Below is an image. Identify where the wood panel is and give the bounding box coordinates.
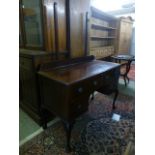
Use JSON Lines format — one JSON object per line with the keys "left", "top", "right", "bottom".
{"left": 56, "top": 0, "right": 67, "bottom": 52}
{"left": 116, "top": 17, "right": 133, "bottom": 54}
{"left": 42, "top": 0, "right": 55, "bottom": 52}
{"left": 20, "top": 64, "right": 38, "bottom": 111}
{"left": 43, "top": 0, "right": 67, "bottom": 52}
{"left": 89, "top": 7, "right": 117, "bottom": 59}
{"left": 70, "top": 0, "right": 90, "bottom": 58}
{"left": 19, "top": 49, "right": 57, "bottom": 125}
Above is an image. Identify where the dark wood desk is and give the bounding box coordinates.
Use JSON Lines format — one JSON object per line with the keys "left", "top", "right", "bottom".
{"left": 111, "top": 54, "right": 135, "bottom": 86}
{"left": 38, "top": 56, "right": 120, "bottom": 152}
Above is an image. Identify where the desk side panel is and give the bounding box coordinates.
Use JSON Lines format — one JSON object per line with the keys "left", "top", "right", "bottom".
{"left": 38, "top": 75, "right": 70, "bottom": 120}
{"left": 97, "top": 66, "right": 120, "bottom": 94}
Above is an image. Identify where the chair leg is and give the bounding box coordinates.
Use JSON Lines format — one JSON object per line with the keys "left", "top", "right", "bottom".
{"left": 127, "top": 76, "right": 130, "bottom": 84}
{"left": 123, "top": 75, "right": 127, "bottom": 86}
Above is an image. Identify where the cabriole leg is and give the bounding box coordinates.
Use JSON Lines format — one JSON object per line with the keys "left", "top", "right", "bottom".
{"left": 112, "top": 89, "right": 118, "bottom": 110}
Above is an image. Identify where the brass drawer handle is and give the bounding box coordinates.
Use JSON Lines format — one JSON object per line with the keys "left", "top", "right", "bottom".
{"left": 78, "top": 87, "right": 83, "bottom": 93}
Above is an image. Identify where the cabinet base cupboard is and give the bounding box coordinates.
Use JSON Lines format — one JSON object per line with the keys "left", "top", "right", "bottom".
{"left": 19, "top": 49, "right": 68, "bottom": 125}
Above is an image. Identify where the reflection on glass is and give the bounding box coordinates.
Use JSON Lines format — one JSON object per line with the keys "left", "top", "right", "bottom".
{"left": 19, "top": 24, "right": 23, "bottom": 46}
{"left": 23, "top": 0, "right": 43, "bottom": 47}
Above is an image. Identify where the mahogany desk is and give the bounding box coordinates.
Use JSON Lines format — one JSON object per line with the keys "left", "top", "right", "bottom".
{"left": 38, "top": 56, "right": 120, "bottom": 152}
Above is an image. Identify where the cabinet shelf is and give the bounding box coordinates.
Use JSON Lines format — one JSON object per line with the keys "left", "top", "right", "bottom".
{"left": 91, "top": 23, "right": 117, "bottom": 30}
{"left": 90, "top": 36, "right": 116, "bottom": 39}
{"left": 89, "top": 7, "right": 117, "bottom": 59}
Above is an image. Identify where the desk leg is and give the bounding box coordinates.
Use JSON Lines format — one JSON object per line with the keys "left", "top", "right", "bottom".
{"left": 41, "top": 108, "right": 47, "bottom": 130}
{"left": 112, "top": 89, "right": 118, "bottom": 110}
{"left": 91, "top": 92, "right": 95, "bottom": 100}
{"left": 62, "top": 121, "right": 74, "bottom": 153}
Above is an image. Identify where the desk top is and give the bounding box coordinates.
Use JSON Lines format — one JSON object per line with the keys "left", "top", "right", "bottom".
{"left": 38, "top": 59, "right": 120, "bottom": 85}
{"left": 111, "top": 54, "right": 135, "bottom": 61}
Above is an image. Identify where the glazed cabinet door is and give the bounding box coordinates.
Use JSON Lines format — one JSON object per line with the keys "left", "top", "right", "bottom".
{"left": 43, "top": 0, "right": 67, "bottom": 53}
{"left": 20, "top": 0, "right": 44, "bottom": 49}
{"left": 19, "top": 22, "right": 24, "bottom": 47}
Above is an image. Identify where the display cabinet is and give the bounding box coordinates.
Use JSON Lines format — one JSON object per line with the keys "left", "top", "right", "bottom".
{"left": 19, "top": 0, "right": 44, "bottom": 49}
{"left": 116, "top": 16, "right": 133, "bottom": 54}
{"left": 19, "top": 49, "right": 54, "bottom": 125}
{"left": 19, "top": 0, "right": 91, "bottom": 57}
{"left": 19, "top": 49, "right": 68, "bottom": 125}
{"left": 89, "top": 7, "right": 117, "bottom": 59}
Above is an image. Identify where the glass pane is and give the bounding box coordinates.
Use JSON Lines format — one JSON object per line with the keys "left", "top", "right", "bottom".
{"left": 22, "top": 0, "right": 43, "bottom": 47}
{"left": 19, "top": 21, "right": 23, "bottom": 46}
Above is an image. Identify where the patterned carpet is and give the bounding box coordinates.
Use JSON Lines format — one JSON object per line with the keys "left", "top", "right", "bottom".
{"left": 20, "top": 92, "right": 135, "bottom": 155}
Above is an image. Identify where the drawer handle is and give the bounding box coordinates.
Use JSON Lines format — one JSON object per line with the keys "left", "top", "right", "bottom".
{"left": 78, "top": 87, "right": 83, "bottom": 93}
{"left": 93, "top": 81, "right": 98, "bottom": 86}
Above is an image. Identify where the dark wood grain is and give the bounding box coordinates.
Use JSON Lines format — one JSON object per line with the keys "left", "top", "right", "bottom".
{"left": 19, "top": 49, "right": 68, "bottom": 125}
{"left": 70, "top": 0, "right": 90, "bottom": 58}
{"left": 38, "top": 55, "right": 120, "bottom": 151}
{"left": 42, "top": 0, "right": 67, "bottom": 53}
{"left": 39, "top": 60, "right": 119, "bottom": 85}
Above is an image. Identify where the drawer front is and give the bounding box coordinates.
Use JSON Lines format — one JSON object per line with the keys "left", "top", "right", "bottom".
{"left": 70, "top": 80, "right": 92, "bottom": 99}
{"left": 20, "top": 57, "right": 32, "bottom": 69}
{"left": 70, "top": 74, "right": 103, "bottom": 99}
{"left": 103, "top": 69, "right": 117, "bottom": 82}
{"left": 91, "top": 74, "right": 103, "bottom": 90}
{"left": 69, "top": 97, "right": 89, "bottom": 119}
{"left": 98, "top": 68, "right": 120, "bottom": 93}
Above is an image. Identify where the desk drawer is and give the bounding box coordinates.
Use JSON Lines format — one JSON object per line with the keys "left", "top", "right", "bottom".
{"left": 97, "top": 68, "right": 120, "bottom": 94}
{"left": 70, "top": 74, "right": 103, "bottom": 99}
{"left": 70, "top": 80, "right": 91, "bottom": 99}
{"left": 91, "top": 74, "right": 103, "bottom": 90}
{"left": 70, "top": 97, "right": 89, "bottom": 118}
